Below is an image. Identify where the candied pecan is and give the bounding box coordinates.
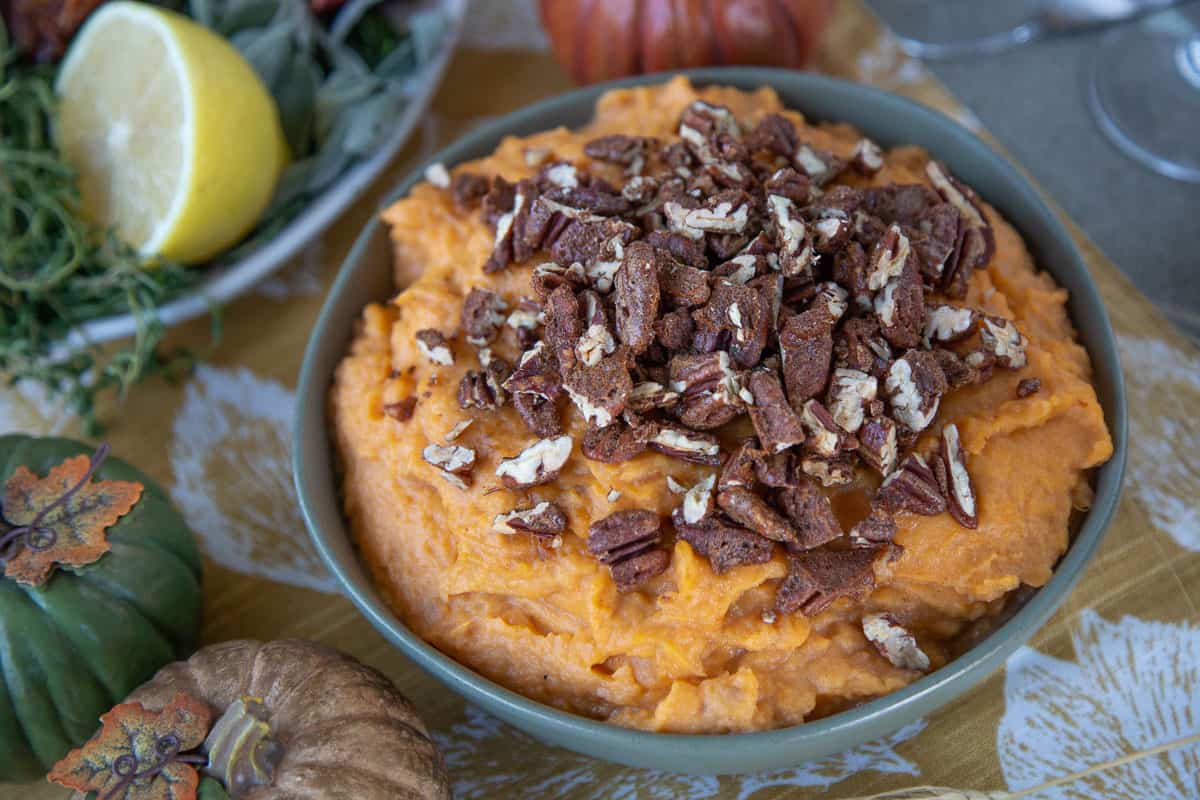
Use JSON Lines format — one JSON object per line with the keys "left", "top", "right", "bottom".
{"left": 563, "top": 350, "right": 633, "bottom": 428}
{"left": 911, "top": 203, "right": 960, "bottom": 282}
{"left": 514, "top": 392, "right": 562, "bottom": 437}
{"left": 861, "top": 183, "right": 941, "bottom": 226}
{"left": 778, "top": 309, "right": 834, "bottom": 406}
{"left": 776, "top": 480, "right": 843, "bottom": 550}
{"left": 621, "top": 175, "right": 659, "bottom": 204}
{"left": 713, "top": 253, "right": 765, "bottom": 285}
{"left": 720, "top": 439, "right": 762, "bottom": 491}
{"left": 415, "top": 329, "right": 453, "bottom": 366}
{"left": 584, "top": 134, "right": 659, "bottom": 174}
{"left": 481, "top": 176, "right": 517, "bottom": 225}
{"left": 461, "top": 288, "right": 509, "bottom": 346}
{"left": 745, "top": 114, "right": 799, "bottom": 157}
{"left": 775, "top": 547, "right": 880, "bottom": 616}
{"left": 610, "top": 548, "right": 671, "bottom": 591}
{"left": 483, "top": 180, "right": 534, "bottom": 272}
{"left": 877, "top": 453, "right": 946, "bottom": 516}
{"left": 826, "top": 368, "right": 878, "bottom": 434}
{"left": 832, "top": 240, "right": 872, "bottom": 308}
{"left": 926, "top": 161, "right": 995, "bottom": 294}
{"left": 451, "top": 172, "right": 490, "bottom": 209}
{"left": 588, "top": 509, "right": 661, "bottom": 563}
{"left": 642, "top": 230, "right": 708, "bottom": 269}
{"left": 793, "top": 143, "right": 842, "bottom": 184}
{"left": 837, "top": 317, "right": 893, "bottom": 379}
{"left": 762, "top": 167, "right": 813, "bottom": 206}
{"left": 675, "top": 512, "right": 775, "bottom": 574}
{"left": 1017, "top": 377, "right": 1041, "bottom": 398}
{"left": 706, "top": 232, "right": 751, "bottom": 261}
{"left": 800, "top": 399, "right": 848, "bottom": 457}
{"left": 811, "top": 214, "right": 851, "bottom": 255}
{"left": 657, "top": 255, "right": 711, "bottom": 308}
{"left": 543, "top": 284, "right": 583, "bottom": 370}
{"left": 665, "top": 190, "right": 753, "bottom": 239}
{"left": 627, "top": 381, "right": 679, "bottom": 413}
{"left": 979, "top": 315, "right": 1028, "bottom": 369}
{"left": 504, "top": 342, "right": 562, "bottom": 400}
{"left": 383, "top": 397, "right": 417, "bottom": 422}
{"left": 931, "top": 347, "right": 989, "bottom": 390}
{"left": 691, "top": 281, "right": 769, "bottom": 368}
{"left": 669, "top": 351, "right": 742, "bottom": 398}
{"left": 671, "top": 473, "right": 715, "bottom": 524}
{"left": 874, "top": 256, "right": 926, "bottom": 349}
{"left": 747, "top": 369, "right": 806, "bottom": 453}
{"left": 935, "top": 423, "right": 978, "bottom": 529}
{"left": 749, "top": 273, "right": 784, "bottom": 342}
{"left": 550, "top": 217, "right": 638, "bottom": 271}
{"left": 648, "top": 425, "right": 722, "bottom": 465}
{"left": 581, "top": 416, "right": 654, "bottom": 463}
{"left": 653, "top": 309, "right": 695, "bottom": 351}
{"left": 614, "top": 242, "right": 662, "bottom": 356}
{"left": 755, "top": 451, "right": 798, "bottom": 488}
{"left": 496, "top": 435, "right": 573, "bottom": 488}
{"left": 924, "top": 304, "right": 977, "bottom": 344}
{"left": 575, "top": 290, "right": 616, "bottom": 367}
{"left": 717, "top": 487, "right": 798, "bottom": 544}
{"left": 530, "top": 261, "right": 587, "bottom": 300}
{"left": 884, "top": 351, "right": 947, "bottom": 433}
{"left": 766, "top": 194, "right": 815, "bottom": 280}
{"left": 862, "top": 613, "right": 931, "bottom": 671}
{"left": 867, "top": 224, "right": 912, "bottom": 292}
{"left": 852, "top": 137, "right": 885, "bottom": 174}
{"left": 849, "top": 512, "right": 897, "bottom": 547}
{"left": 493, "top": 501, "right": 568, "bottom": 542}
{"left": 857, "top": 415, "right": 899, "bottom": 476}
{"left": 800, "top": 453, "right": 857, "bottom": 487}
{"left": 458, "top": 358, "right": 511, "bottom": 411}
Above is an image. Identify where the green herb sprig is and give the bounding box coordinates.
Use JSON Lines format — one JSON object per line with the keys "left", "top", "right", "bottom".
{"left": 0, "top": 17, "right": 200, "bottom": 435}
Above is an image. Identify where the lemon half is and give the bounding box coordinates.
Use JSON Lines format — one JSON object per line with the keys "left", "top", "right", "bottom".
{"left": 56, "top": 2, "right": 287, "bottom": 263}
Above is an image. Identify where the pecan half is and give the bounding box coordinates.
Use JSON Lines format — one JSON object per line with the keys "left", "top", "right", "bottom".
{"left": 674, "top": 512, "right": 775, "bottom": 574}
{"left": 884, "top": 351, "right": 947, "bottom": 433}
{"left": 935, "top": 423, "right": 978, "bottom": 528}
{"left": 717, "top": 487, "right": 798, "bottom": 544}
{"left": 779, "top": 309, "right": 834, "bottom": 406}
{"left": 776, "top": 480, "right": 843, "bottom": 550}
{"left": 610, "top": 549, "right": 671, "bottom": 592}
{"left": 614, "top": 241, "right": 662, "bottom": 356}
{"left": 862, "top": 613, "right": 930, "bottom": 671}
{"left": 746, "top": 369, "right": 806, "bottom": 453}
{"left": 775, "top": 547, "right": 880, "bottom": 616}
{"left": 877, "top": 453, "right": 946, "bottom": 516}
{"left": 588, "top": 510, "right": 669, "bottom": 590}
{"left": 495, "top": 435, "right": 573, "bottom": 489}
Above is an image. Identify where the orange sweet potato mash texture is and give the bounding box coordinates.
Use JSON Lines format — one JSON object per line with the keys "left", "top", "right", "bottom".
{"left": 330, "top": 78, "right": 1113, "bottom": 733}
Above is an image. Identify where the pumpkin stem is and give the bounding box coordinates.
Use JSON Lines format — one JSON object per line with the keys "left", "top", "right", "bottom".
{"left": 202, "top": 697, "right": 283, "bottom": 798}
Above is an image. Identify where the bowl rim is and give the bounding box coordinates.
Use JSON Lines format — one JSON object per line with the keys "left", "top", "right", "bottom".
{"left": 295, "top": 66, "right": 1128, "bottom": 773}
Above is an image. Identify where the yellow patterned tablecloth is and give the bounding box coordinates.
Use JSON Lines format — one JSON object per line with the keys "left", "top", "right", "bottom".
{"left": 5, "top": 1, "right": 1199, "bottom": 797}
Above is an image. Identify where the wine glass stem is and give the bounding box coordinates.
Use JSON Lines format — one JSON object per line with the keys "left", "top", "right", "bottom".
{"left": 1177, "top": 35, "right": 1200, "bottom": 90}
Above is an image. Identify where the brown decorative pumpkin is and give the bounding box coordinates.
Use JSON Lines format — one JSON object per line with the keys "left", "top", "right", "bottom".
{"left": 538, "top": 0, "right": 835, "bottom": 85}
{"left": 69, "top": 640, "right": 450, "bottom": 800}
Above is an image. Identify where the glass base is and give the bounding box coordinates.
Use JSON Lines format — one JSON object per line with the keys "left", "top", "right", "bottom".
{"left": 1088, "top": 8, "right": 1200, "bottom": 183}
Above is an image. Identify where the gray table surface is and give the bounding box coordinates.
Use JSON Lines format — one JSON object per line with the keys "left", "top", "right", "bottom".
{"left": 865, "top": 0, "right": 1200, "bottom": 340}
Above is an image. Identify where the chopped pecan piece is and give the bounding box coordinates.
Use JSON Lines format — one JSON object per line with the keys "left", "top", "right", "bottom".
{"left": 810, "top": 282, "right": 849, "bottom": 324}
{"left": 924, "top": 304, "right": 977, "bottom": 344}
{"left": 422, "top": 444, "right": 476, "bottom": 489}
{"left": 461, "top": 288, "right": 508, "bottom": 346}
{"left": 654, "top": 308, "right": 696, "bottom": 351}
{"left": 852, "top": 137, "right": 885, "bottom": 174}
{"left": 925, "top": 161, "right": 995, "bottom": 295}
{"left": 862, "top": 613, "right": 930, "bottom": 671}
{"left": 874, "top": 246, "right": 926, "bottom": 349}
{"left": 504, "top": 342, "right": 562, "bottom": 400}
{"left": 836, "top": 317, "right": 893, "bottom": 379}
{"left": 857, "top": 415, "right": 899, "bottom": 476}
{"left": 543, "top": 284, "right": 582, "bottom": 370}
{"left": 832, "top": 241, "right": 872, "bottom": 309}
{"left": 665, "top": 191, "right": 753, "bottom": 239}
{"left": 763, "top": 167, "right": 813, "bottom": 205}
{"left": 775, "top": 547, "right": 880, "bottom": 616}
{"left": 550, "top": 218, "right": 638, "bottom": 275}
{"left": 1017, "top": 377, "right": 1041, "bottom": 398}
{"left": 450, "top": 172, "right": 489, "bottom": 209}
{"left": 627, "top": 381, "right": 679, "bottom": 413}
{"left": 766, "top": 194, "right": 815, "bottom": 280}
{"left": 811, "top": 214, "right": 851, "bottom": 255}
{"left": 610, "top": 549, "right": 671, "bottom": 591}
{"left": 931, "top": 347, "right": 990, "bottom": 390}
{"left": 415, "top": 329, "right": 454, "bottom": 366}
{"left": 584, "top": 134, "right": 659, "bottom": 174}
{"left": 678, "top": 474, "right": 717, "bottom": 524}
{"left": 648, "top": 425, "right": 722, "bottom": 465}
{"left": 458, "top": 358, "right": 511, "bottom": 411}
{"left": 776, "top": 480, "right": 843, "bottom": 550}
{"left": 588, "top": 509, "right": 662, "bottom": 567}
{"left": 794, "top": 144, "right": 845, "bottom": 186}
{"left": 719, "top": 439, "right": 762, "bottom": 491}
{"left": 877, "top": 453, "right": 946, "bottom": 516}
{"left": 530, "top": 261, "right": 587, "bottom": 300}
{"left": 755, "top": 451, "right": 798, "bottom": 488}
{"left": 884, "top": 351, "right": 947, "bottom": 433}
{"left": 911, "top": 203, "right": 960, "bottom": 282}
{"left": 493, "top": 501, "right": 568, "bottom": 546}
{"left": 746, "top": 369, "right": 806, "bottom": 453}
{"left": 674, "top": 512, "right": 775, "bottom": 574}
{"left": 849, "top": 512, "right": 897, "bottom": 547}
{"left": 614, "top": 242, "right": 662, "bottom": 355}
{"left": 779, "top": 309, "right": 834, "bottom": 406}
{"left": 514, "top": 393, "right": 562, "bottom": 437}
{"left": 713, "top": 253, "right": 764, "bottom": 286}
{"left": 800, "top": 399, "right": 847, "bottom": 457}
{"left": 826, "top": 368, "right": 878, "bottom": 434}
{"left": 717, "top": 487, "right": 798, "bottom": 544}
{"left": 935, "top": 423, "right": 978, "bottom": 529}
{"left": 692, "top": 281, "right": 769, "bottom": 367}
{"left": 745, "top": 114, "right": 799, "bottom": 157}
{"left": 657, "top": 255, "right": 712, "bottom": 308}
{"left": 581, "top": 416, "right": 654, "bottom": 463}
{"left": 495, "top": 435, "right": 573, "bottom": 489}
{"left": 483, "top": 180, "right": 533, "bottom": 272}
{"left": 800, "top": 453, "right": 857, "bottom": 487}
{"left": 979, "top": 315, "right": 1028, "bottom": 369}
{"left": 642, "top": 230, "right": 708, "bottom": 269}
{"left": 867, "top": 225, "right": 910, "bottom": 292}
{"left": 575, "top": 290, "right": 616, "bottom": 367}
{"left": 563, "top": 350, "right": 632, "bottom": 428}
{"left": 861, "top": 183, "right": 941, "bottom": 227}
{"left": 383, "top": 397, "right": 417, "bottom": 422}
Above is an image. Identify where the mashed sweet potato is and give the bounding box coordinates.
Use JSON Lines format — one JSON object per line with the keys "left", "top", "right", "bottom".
{"left": 330, "top": 77, "right": 1112, "bottom": 733}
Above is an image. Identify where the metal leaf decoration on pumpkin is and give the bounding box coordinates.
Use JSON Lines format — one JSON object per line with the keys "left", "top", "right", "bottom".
{"left": 48, "top": 692, "right": 212, "bottom": 800}
{"left": 0, "top": 443, "right": 142, "bottom": 585}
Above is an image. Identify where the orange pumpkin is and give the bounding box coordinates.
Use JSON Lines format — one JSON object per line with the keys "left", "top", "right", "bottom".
{"left": 538, "top": 0, "right": 835, "bottom": 84}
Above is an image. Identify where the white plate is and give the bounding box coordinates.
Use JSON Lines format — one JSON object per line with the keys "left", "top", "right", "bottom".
{"left": 71, "top": 0, "right": 466, "bottom": 346}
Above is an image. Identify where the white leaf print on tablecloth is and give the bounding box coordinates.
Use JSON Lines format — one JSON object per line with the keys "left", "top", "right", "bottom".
{"left": 0, "top": 380, "right": 76, "bottom": 437}
{"left": 998, "top": 609, "right": 1200, "bottom": 799}
{"left": 1117, "top": 335, "right": 1200, "bottom": 552}
{"left": 434, "top": 704, "right": 925, "bottom": 799}
{"left": 254, "top": 241, "right": 325, "bottom": 300}
{"left": 170, "top": 365, "right": 337, "bottom": 593}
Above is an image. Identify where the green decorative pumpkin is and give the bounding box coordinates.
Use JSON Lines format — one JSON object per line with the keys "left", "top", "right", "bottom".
{"left": 0, "top": 435, "right": 202, "bottom": 782}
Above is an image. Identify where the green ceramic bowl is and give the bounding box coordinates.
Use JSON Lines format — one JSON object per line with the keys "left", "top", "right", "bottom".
{"left": 294, "top": 68, "right": 1127, "bottom": 775}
